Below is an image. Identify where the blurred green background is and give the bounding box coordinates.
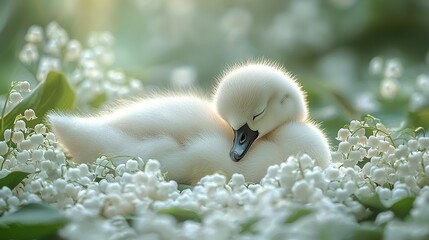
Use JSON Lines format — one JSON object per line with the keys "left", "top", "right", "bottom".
{"left": 1, "top": 0, "right": 429, "bottom": 140}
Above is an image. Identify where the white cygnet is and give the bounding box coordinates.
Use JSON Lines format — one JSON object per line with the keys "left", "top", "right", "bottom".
{"left": 48, "top": 62, "right": 331, "bottom": 184}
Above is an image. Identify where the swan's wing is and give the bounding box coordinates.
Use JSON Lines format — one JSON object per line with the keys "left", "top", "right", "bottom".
{"left": 106, "top": 96, "right": 226, "bottom": 141}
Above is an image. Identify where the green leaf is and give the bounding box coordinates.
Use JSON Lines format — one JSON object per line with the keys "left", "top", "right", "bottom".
{"left": 0, "top": 203, "right": 68, "bottom": 240}
{"left": 0, "top": 171, "right": 30, "bottom": 190}
{"left": 355, "top": 193, "right": 387, "bottom": 213}
{"left": 240, "top": 217, "right": 259, "bottom": 234}
{"left": 354, "top": 193, "right": 387, "bottom": 221}
{"left": 284, "top": 208, "right": 313, "bottom": 224}
{"left": 389, "top": 196, "right": 415, "bottom": 219}
{"left": 350, "top": 223, "right": 383, "bottom": 240}
{"left": 355, "top": 194, "right": 415, "bottom": 220}
{"left": 158, "top": 207, "right": 202, "bottom": 223}
{"left": 1, "top": 71, "right": 75, "bottom": 137}
{"left": 88, "top": 92, "right": 107, "bottom": 109}
{"left": 318, "top": 220, "right": 383, "bottom": 240}
{"left": 408, "top": 108, "right": 429, "bottom": 130}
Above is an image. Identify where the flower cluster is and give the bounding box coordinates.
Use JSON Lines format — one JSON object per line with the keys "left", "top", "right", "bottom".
{"left": 19, "top": 22, "right": 143, "bottom": 110}
{"left": 0, "top": 81, "right": 31, "bottom": 116}
{"left": 369, "top": 57, "right": 402, "bottom": 100}
{"left": 334, "top": 117, "right": 429, "bottom": 195}
{"left": 1, "top": 109, "right": 429, "bottom": 238}
{"left": 132, "top": 0, "right": 364, "bottom": 64}
{"left": 410, "top": 74, "right": 429, "bottom": 112}
{"left": 0, "top": 115, "right": 62, "bottom": 213}
{"left": 363, "top": 56, "right": 429, "bottom": 114}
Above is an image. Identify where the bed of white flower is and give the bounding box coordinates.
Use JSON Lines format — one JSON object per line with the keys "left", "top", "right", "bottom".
{"left": 1, "top": 23, "right": 429, "bottom": 240}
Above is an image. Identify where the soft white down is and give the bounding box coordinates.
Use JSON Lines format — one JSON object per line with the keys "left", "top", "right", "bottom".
{"left": 48, "top": 62, "right": 331, "bottom": 184}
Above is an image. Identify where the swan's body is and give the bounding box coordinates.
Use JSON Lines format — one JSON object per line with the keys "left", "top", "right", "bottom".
{"left": 48, "top": 62, "right": 331, "bottom": 184}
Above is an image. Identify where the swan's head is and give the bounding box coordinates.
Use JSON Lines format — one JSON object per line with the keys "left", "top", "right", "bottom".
{"left": 214, "top": 62, "right": 308, "bottom": 162}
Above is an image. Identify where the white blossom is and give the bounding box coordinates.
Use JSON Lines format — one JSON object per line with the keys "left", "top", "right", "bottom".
{"left": 34, "top": 124, "right": 47, "bottom": 134}
{"left": 19, "top": 81, "right": 31, "bottom": 92}
{"left": 17, "top": 140, "right": 32, "bottom": 151}
{"left": 384, "top": 58, "right": 402, "bottom": 79}
{"left": 416, "top": 74, "right": 429, "bottom": 94}
{"left": 11, "top": 131, "right": 25, "bottom": 144}
{"left": 25, "top": 25, "right": 43, "bottom": 43}
{"left": 380, "top": 78, "right": 399, "bottom": 99}
{"left": 30, "top": 134, "right": 44, "bottom": 146}
{"left": 65, "top": 40, "right": 82, "bottom": 61}
{"left": 9, "top": 91, "right": 23, "bottom": 104}
{"left": 0, "top": 142, "right": 8, "bottom": 155}
{"left": 19, "top": 43, "right": 39, "bottom": 64}
{"left": 125, "top": 159, "right": 139, "bottom": 172}
{"left": 145, "top": 159, "right": 161, "bottom": 174}
{"left": 338, "top": 142, "right": 351, "bottom": 154}
{"left": 4, "top": 129, "right": 12, "bottom": 142}
{"left": 369, "top": 56, "right": 383, "bottom": 75}
{"left": 418, "top": 137, "right": 429, "bottom": 150}
{"left": 14, "top": 120, "right": 26, "bottom": 131}
{"left": 24, "top": 109, "right": 37, "bottom": 121}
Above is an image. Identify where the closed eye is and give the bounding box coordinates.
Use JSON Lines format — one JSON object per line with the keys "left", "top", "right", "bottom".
{"left": 253, "top": 109, "right": 265, "bottom": 121}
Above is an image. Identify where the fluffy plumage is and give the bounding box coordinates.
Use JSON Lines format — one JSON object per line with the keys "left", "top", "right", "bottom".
{"left": 48, "top": 62, "right": 331, "bottom": 184}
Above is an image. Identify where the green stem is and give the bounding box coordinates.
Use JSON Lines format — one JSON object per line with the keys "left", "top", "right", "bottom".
{"left": 1, "top": 131, "right": 16, "bottom": 170}
{"left": 0, "top": 155, "right": 5, "bottom": 170}
{"left": 297, "top": 156, "right": 305, "bottom": 179}
{"left": 414, "top": 127, "right": 425, "bottom": 137}
{"left": 0, "top": 82, "right": 21, "bottom": 134}
{"left": 351, "top": 125, "right": 397, "bottom": 148}
{"left": 0, "top": 146, "right": 13, "bottom": 170}
{"left": 1, "top": 87, "right": 13, "bottom": 134}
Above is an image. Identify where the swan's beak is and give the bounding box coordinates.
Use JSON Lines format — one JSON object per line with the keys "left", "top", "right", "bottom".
{"left": 230, "top": 123, "right": 259, "bottom": 162}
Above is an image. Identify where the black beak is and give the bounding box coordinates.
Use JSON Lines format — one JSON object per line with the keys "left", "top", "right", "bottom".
{"left": 230, "top": 123, "right": 259, "bottom": 162}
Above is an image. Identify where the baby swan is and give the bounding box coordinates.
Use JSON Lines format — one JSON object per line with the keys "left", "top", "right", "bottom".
{"left": 48, "top": 62, "right": 330, "bottom": 184}
{"left": 49, "top": 96, "right": 234, "bottom": 184}
{"left": 214, "top": 63, "right": 330, "bottom": 168}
